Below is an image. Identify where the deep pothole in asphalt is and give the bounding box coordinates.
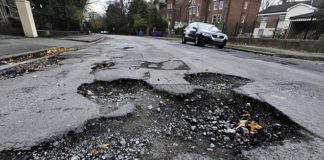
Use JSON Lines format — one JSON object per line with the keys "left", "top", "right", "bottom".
{"left": 0, "top": 73, "right": 305, "bottom": 160}
{"left": 0, "top": 55, "right": 66, "bottom": 80}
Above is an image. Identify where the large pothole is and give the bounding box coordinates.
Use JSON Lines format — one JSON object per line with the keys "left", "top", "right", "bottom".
{"left": 0, "top": 73, "right": 305, "bottom": 160}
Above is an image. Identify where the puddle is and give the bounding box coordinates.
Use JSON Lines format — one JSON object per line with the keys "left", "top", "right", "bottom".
{"left": 0, "top": 73, "right": 305, "bottom": 159}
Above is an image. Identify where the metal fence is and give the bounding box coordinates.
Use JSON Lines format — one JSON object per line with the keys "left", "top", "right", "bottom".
{"left": 287, "top": 14, "right": 324, "bottom": 40}
{"left": 250, "top": 14, "right": 324, "bottom": 40}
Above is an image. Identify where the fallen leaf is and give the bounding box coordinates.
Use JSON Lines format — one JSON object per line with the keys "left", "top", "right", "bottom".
{"left": 90, "top": 96, "right": 97, "bottom": 99}
{"left": 236, "top": 120, "right": 248, "bottom": 129}
{"left": 86, "top": 90, "right": 94, "bottom": 96}
{"left": 242, "top": 113, "right": 250, "bottom": 117}
{"left": 172, "top": 143, "right": 179, "bottom": 147}
{"left": 248, "top": 121, "right": 263, "bottom": 134}
{"left": 99, "top": 144, "right": 109, "bottom": 149}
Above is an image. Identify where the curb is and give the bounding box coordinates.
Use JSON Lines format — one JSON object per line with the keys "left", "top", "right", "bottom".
{"left": 0, "top": 37, "right": 106, "bottom": 71}
{"left": 226, "top": 45, "right": 324, "bottom": 61}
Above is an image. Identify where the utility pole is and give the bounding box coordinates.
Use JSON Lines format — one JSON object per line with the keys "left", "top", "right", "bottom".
{"left": 15, "top": 0, "right": 38, "bottom": 37}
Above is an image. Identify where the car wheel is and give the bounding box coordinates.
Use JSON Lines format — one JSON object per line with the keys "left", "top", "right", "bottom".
{"left": 218, "top": 45, "right": 224, "bottom": 49}
{"left": 195, "top": 36, "right": 200, "bottom": 46}
{"left": 182, "top": 36, "right": 186, "bottom": 44}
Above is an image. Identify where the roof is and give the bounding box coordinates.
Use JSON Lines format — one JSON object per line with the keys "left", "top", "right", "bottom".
{"left": 290, "top": 10, "right": 324, "bottom": 20}
{"left": 258, "top": 1, "right": 313, "bottom": 14}
{"left": 290, "top": 12, "right": 314, "bottom": 19}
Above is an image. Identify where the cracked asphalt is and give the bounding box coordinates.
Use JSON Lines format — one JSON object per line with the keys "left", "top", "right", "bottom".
{"left": 1, "top": 35, "right": 324, "bottom": 159}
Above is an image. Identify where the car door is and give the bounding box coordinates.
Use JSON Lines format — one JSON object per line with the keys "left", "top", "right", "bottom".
{"left": 184, "top": 24, "right": 197, "bottom": 40}
{"left": 184, "top": 24, "right": 192, "bottom": 39}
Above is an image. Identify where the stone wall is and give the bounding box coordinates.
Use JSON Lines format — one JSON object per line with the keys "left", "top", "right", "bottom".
{"left": 229, "top": 37, "right": 324, "bottom": 53}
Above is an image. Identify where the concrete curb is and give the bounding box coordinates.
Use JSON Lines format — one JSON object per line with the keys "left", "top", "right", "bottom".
{"left": 0, "top": 37, "right": 106, "bottom": 71}
{"left": 226, "top": 45, "right": 324, "bottom": 61}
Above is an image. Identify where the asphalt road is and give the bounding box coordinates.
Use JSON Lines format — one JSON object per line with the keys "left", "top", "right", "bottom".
{"left": 0, "top": 35, "right": 324, "bottom": 159}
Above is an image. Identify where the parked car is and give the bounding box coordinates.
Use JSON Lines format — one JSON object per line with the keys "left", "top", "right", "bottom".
{"left": 182, "top": 22, "right": 228, "bottom": 49}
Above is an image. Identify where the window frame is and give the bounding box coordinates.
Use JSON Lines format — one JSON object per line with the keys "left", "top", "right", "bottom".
{"left": 243, "top": 1, "right": 249, "bottom": 10}
{"left": 219, "top": 1, "right": 224, "bottom": 10}
{"left": 213, "top": 1, "right": 219, "bottom": 10}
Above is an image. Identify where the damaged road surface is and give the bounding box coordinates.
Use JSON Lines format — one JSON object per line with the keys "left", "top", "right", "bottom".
{"left": 1, "top": 35, "right": 324, "bottom": 160}
{"left": 2, "top": 73, "right": 305, "bottom": 159}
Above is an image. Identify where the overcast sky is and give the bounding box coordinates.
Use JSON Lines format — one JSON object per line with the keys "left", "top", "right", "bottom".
{"left": 88, "top": 0, "right": 108, "bottom": 14}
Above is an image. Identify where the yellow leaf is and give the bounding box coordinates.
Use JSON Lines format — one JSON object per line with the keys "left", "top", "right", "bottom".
{"left": 248, "top": 121, "right": 263, "bottom": 134}
{"left": 99, "top": 144, "right": 109, "bottom": 149}
{"left": 236, "top": 120, "right": 248, "bottom": 129}
{"left": 242, "top": 113, "right": 250, "bottom": 117}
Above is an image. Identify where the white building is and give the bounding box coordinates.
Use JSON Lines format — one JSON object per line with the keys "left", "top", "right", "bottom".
{"left": 253, "top": 1, "right": 318, "bottom": 38}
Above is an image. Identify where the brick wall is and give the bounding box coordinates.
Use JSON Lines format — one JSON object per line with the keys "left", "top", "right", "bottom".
{"left": 160, "top": 0, "right": 261, "bottom": 35}
{"left": 189, "top": 0, "right": 260, "bottom": 36}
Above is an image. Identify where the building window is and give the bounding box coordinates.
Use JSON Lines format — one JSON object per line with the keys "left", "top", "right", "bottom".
{"left": 167, "top": 13, "right": 172, "bottom": 19}
{"left": 213, "top": 1, "right": 219, "bottom": 10}
{"left": 261, "top": 15, "right": 268, "bottom": 22}
{"left": 279, "top": 15, "right": 286, "bottom": 21}
{"left": 209, "top": 4, "right": 211, "bottom": 11}
{"left": 192, "top": 6, "right": 197, "bottom": 15}
{"left": 197, "top": 6, "right": 200, "bottom": 16}
{"left": 191, "top": 0, "right": 196, "bottom": 5}
{"left": 243, "top": 1, "right": 249, "bottom": 10}
{"left": 212, "top": 14, "right": 222, "bottom": 23}
{"left": 241, "top": 14, "right": 246, "bottom": 23}
{"left": 219, "top": 1, "right": 224, "bottom": 10}
{"left": 167, "top": 3, "right": 173, "bottom": 9}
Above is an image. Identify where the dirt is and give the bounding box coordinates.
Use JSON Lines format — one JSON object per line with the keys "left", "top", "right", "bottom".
{"left": 0, "top": 48, "right": 66, "bottom": 66}
{"left": 0, "top": 73, "right": 305, "bottom": 160}
{"left": 0, "top": 56, "right": 66, "bottom": 80}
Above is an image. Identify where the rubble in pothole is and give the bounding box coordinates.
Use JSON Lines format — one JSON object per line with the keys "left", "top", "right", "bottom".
{"left": 0, "top": 56, "right": 66, "bottom": 80}
{"left": 0, "top": 73, "right": 305, "bottom": 160}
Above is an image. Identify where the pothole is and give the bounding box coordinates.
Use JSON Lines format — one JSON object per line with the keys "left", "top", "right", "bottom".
{"left": 91, "top": 61, "right": 116, "bottom": 73}
{"left": 0, "top": 73, "right": 305, "bottom": 159}
{"left": 0, "top": 56, "right": 66, "bottom": 80}
{"left": 141, "top": 60, "right": 190, "bottom": 70}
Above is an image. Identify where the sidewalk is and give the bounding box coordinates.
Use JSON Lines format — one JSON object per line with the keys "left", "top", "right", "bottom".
{"left": 0, "top": 34, "right": 105, "bottom": 59}
{"left": 150, "top": 36, "right": 324, "bottom": 61}
{"left": 227, "top": 44, "right": 324, "bottom": 61}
